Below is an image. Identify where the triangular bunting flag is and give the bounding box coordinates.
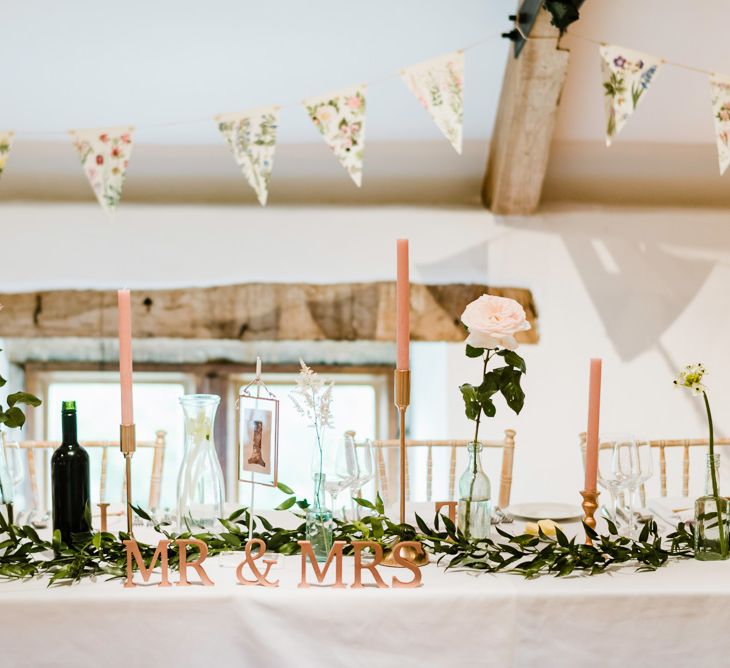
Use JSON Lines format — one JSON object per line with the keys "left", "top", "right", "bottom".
{"left": 302, "top": 85, "right": 367, "bottom": 186}
{"left": 600, "top": 45, "right": 662, "bottom": 146}
{"left": 709, "top": 74, "right": 730, "bottom": 175}
{"left": 0, "top": 131, "right": 14, "bottom": 180}
{"left": 400, "top": 51, "right": 464, "bottom": 154}
{"left": 70, "top": 126, "right": 134, "bottom": 213}
{"left": 216, "top": 106, "right": 279, "bottom": 206}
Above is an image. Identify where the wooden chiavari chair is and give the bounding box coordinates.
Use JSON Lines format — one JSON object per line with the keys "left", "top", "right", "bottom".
{"left": 1, "top": 430, "right": 167, "bottom": 510}
{"left": 359, "top": 429, "right": 516, "bottom": 509}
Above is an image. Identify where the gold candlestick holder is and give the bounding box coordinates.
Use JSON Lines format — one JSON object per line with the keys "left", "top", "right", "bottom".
{"left": 394, "top": 369, "right": 410, "bottom": 524}
{"left": 580, "top": 489, "right": 600, "bottom": 546}
{"left": 382, "top": 369, "right": 428, "bottom": 568}
{"left": 120, "top": 423, "right": 136, "bottom": 536}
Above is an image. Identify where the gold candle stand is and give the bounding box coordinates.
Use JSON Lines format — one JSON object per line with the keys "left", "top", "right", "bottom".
{"left": 382, "top": 369, "right": 428, "bottom": 568}
{"left": 580, "top": 489, "right": 600, "bottom": 546}
{"left": 394, "top": 369, "right": 410, "bottom": 524}
{"left": 120, "top": 424, "right": 136, "bottom": 536}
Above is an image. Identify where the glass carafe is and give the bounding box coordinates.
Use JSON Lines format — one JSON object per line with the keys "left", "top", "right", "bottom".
{"left": 695, "top": 453, "right": 730, "bottom": 560}
{"left": 457, "top": 442, "right": 492, "bottom": 540}
{"left": 176, "top": 394, "right": 225, "bottom": 532}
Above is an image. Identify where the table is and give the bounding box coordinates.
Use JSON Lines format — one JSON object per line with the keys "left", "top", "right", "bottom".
{"left": 2, "top": 514, "right": 729, "bottom": 667}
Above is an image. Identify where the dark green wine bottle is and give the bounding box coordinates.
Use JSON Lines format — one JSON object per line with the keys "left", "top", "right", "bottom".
{"left": 51, "top": 401, "right": 91, "bottom": 545}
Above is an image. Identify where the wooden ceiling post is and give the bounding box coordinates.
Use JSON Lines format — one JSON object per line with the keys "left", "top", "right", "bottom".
{"left": 481, "top": 8, "right": 570, "bottom": 215}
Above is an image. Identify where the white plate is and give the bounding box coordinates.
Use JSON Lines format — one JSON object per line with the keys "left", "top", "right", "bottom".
{"left": 505, "top": 502, "right": 582, "bottom": 521}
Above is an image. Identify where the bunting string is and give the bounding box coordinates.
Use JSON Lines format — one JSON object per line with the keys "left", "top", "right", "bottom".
{"left": 3, "top": 26, "right": 730, "bottom": 211}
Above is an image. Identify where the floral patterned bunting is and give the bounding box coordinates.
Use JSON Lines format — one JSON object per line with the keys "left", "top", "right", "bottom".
{"left": 0, "top": 131, "right": 14, "bottom": 180}
{"left": 302, "top": 85, "right": 367, "bottom": 186}
{"left": 216, "top": 106, "right": 279, "bottom": 206}
{"left": 709, "top": 75, "right": 730, "bottom": 175}
{"left": 70, "top": 126, "right": 134, "bottom": 213}
{"left": 400, "top": 51, "right": 464, "bottom": 154}
{"left": 600, "top": 45, "right": 662, "bottom": 146}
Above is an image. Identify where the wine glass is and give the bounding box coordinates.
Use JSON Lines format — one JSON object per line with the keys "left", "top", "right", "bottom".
{"left": 612, "top": 437, "right": 643, "bottom": 537}
{"left": 314, "top": 431, "right": 357, "bottom": 519}
{"left": 350, "top": 438, "right": 375, "bottom": 518}
{"left": 596, "top": 437, "right": 623, "bottom": 523}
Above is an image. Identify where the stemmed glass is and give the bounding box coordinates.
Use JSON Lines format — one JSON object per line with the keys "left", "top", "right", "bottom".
{"left": 313, "top": 431, "right": 358, "bottom": 519}
{"left": 612, "top": 438, "right": 643, "bottom": 537}
{"left": 350, "top": 439, "right": 375, "bottom": 519}
{"left": 596, "top": 437, "right": 623, "bottom": 523}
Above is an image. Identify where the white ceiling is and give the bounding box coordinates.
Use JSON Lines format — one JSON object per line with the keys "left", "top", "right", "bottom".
{"left": 2, "top": 0, "right": 510, "bottom": 145}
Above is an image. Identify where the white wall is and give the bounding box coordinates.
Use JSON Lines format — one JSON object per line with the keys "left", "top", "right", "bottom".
{"left": 2, "top": 202, "right": 729, "bottom": 505}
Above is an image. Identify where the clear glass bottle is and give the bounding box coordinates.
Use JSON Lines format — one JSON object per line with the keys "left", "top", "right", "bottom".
{"left": 306, "top": 472, "right": 334, "bottom": 562}
{"left": 457, "top": 442, "right": 492, "bottom": 540}
{"left": 694, "top": 453, "right": 730, "bottom": 561}
{"left": 176, "top": 394, "right": 225, "bottom": 532}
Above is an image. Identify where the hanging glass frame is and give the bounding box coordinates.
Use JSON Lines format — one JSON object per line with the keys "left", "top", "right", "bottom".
{"left": 237, "top": 378, "right": 280, "bottom": 489}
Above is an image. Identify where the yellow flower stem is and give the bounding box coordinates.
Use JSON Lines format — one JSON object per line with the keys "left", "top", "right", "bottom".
{"left": 703, "top": 391, "right": 727, "bottom": 557}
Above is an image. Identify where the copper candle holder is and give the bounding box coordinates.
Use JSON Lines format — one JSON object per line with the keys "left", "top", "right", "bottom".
{"left": 580, "top": 489, "right": 600, "bottom": 546}
{"left": 120, "top": 423, "right": 136, "bottom": 536}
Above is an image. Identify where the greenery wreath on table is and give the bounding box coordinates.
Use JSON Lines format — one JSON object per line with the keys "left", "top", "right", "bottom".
{"left": 0, "top": 490, "right": 695, "bottom": 586}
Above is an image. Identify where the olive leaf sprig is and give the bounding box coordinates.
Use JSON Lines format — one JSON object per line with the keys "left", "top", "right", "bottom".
{"left": 0, "top": 499, "right": 696, "bottom": 586}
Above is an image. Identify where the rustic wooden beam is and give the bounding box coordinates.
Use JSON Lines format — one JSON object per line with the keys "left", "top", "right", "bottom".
{"left": 0, "top": 283, "right": 538, "bottom": 344}
{"left": 482, "top": 8, "right": 570, "bottom": 214}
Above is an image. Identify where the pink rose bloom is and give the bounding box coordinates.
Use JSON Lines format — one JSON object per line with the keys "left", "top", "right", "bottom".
{"left": 346, "top": 96, "right": 361, "bottom": 109}
{"left": 461, "top": 295, "right": 531, "bottom": 350}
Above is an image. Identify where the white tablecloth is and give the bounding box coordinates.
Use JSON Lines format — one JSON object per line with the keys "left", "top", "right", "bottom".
{"left": 2, "top": 514, "right": 729, "bottom": 668}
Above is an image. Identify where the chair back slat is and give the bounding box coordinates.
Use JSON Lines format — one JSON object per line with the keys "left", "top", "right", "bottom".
{"left": 376, "top": 445, "right": 389, "bottom": 506}
{"left": 100, "top": 447, "right": 109, "bottom": 502}
{"left": 499, "top": 429, "right": 516, "bottom": 509}
{"left": 660, "top": 446, "right": 667, "bottom": 497}
{"left": 449, "top": 445, "right": 457, "bottom": 500}
{"left": 682, "top": 444, "right": 690, "bottom": 497}
{"left": 26, "top": 448, "right": 40, "bottom": 510}
{"left": 426, "top": 445, "right": 433, "bottom": 502}
{"left": 362, "top": 432, "right": 517, "bottom": 508}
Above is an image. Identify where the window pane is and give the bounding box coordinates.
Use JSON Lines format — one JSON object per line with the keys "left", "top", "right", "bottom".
{"left": 46, "top": 380, "right": 186, "bottom": 509}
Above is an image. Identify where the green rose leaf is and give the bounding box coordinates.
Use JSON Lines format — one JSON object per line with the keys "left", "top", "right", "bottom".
{"left": 496, "top": 349, "right": 527, "bottom": 373}
{"left": 465, "top": 344, "right": 485, "bottom": 358}
{"left": 0, "top": 374, "right": 6, "bottom": 388}
{"left": 478, "top": 371, "right": 501, "bottom": 398}
{"left": 499, "top": 368, "right": 525, "bottom": 415}
{"left": 7, "top": 392, "right": 42, "bottom": 408}
{"left": 480, "top": 397, "right": 496, "bottom": 418}
{"left": 459, "top": 383, "right": 481, "bottom": 421}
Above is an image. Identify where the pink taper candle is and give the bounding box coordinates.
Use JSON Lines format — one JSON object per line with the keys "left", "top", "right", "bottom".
{"left": 117, "top": 289, "right": 134, "bottom": 425}
{"left": 584, "top": 358, "right": 602, "bottom": 492}
{"left": 396, "top": 239, "right": 410, "bottom": 370}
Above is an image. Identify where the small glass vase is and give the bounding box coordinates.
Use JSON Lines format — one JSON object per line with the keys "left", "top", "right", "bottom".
{"left": 457, "top": 442, "right": 492, "bottom": 541}
{"left": 176, "top": 394, "right": 225, "bottom": 532}
{"left": 695, "top": 453, "right": 730, "bottom": 561}
{"left": 306, "top": 472, "right": 334, "bottom": 562}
